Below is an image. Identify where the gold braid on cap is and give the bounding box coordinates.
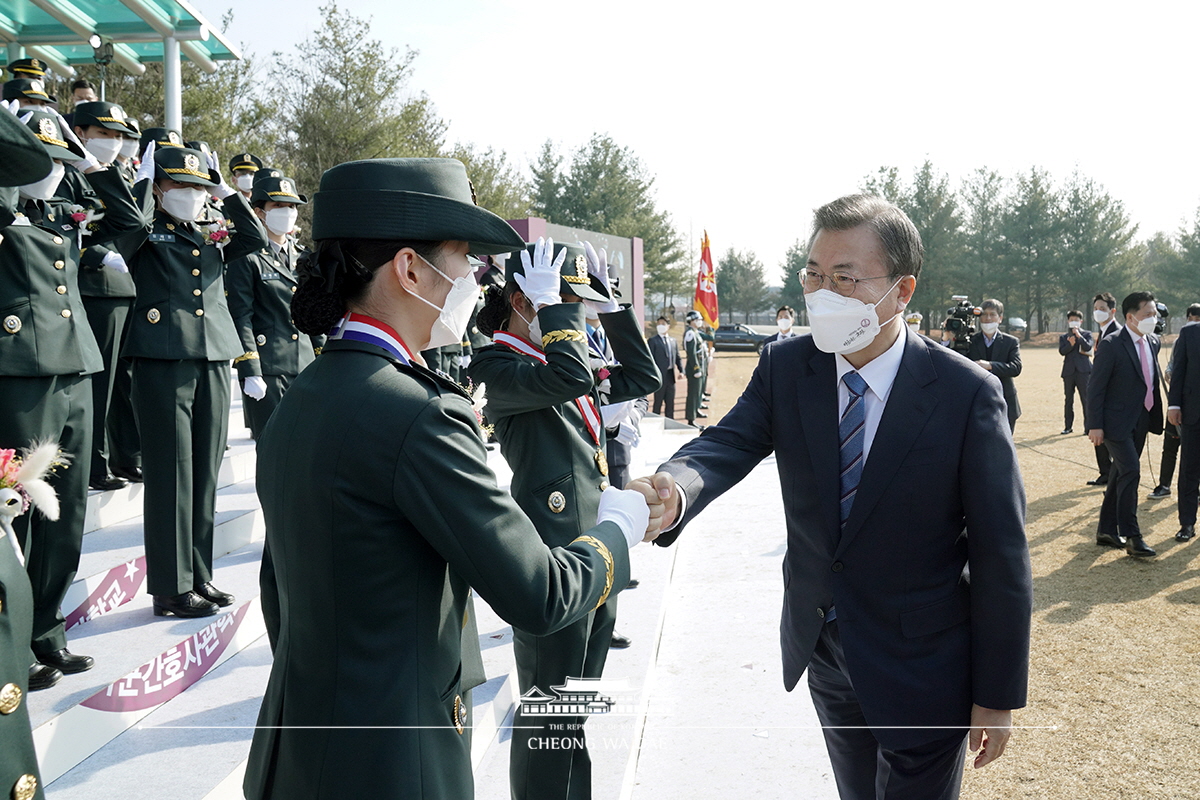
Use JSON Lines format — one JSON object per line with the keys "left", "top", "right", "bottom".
{"left": 162, "top": 167, "right": 211, "bottom": 179}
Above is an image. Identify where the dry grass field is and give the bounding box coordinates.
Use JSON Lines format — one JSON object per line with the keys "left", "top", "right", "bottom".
{"left": 695, "top": 341, "right": 1200, "bottom": 799}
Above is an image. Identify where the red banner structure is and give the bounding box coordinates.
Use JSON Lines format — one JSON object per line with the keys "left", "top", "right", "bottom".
{"left": 694, "top": 231, "right": 719, "bottom": 327}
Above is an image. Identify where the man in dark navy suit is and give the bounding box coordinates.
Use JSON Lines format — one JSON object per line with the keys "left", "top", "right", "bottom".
{"left": 1087, "top": 291, "right": 1163, "bottom": 557}
{"left": 1088, "top": 292, "right": 1122, "bottom": 485}
{"left": 630, "top": 195, "right": 1032, "bottom": 800}
{"left": 1166, "top": 303, "right": 1200, "bottom": 543}
{"left": 647, "top": 315, "right": 682, "bottom": 418}
{"left": 966, "top": 299, "right": 1022, "bottom": 433}
{"left": 1058, "top": 309, "right": 1092, "bottom": 435}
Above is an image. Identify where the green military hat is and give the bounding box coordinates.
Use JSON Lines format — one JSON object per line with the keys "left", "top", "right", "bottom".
{"left": 122, "top": 115, "right": 142, "bottom": 139}
{"left": 253, "top": 167, "right": 283, "bottom": 184}
{"left": 153, "top": 145, "right": 219, "bottom": 187}
{"left": 505, "top": 241, "right": 612, "bottom": 303}
{"left": 310, "top": 157, "right": 524, "bottom": 255}
{"left": 185, "top": 140, "right": 212, "bottom": 156}
{"left": 0, "top": 102, "right": 53, "bottom": 185}
{"left": 3, "top": 78, "right": 55, "bottom": 104}
{"left": 141, "top": 127, "right": 184, "bottom": 150}
{"left": 73, "top": 101, "right": 136, "bottom": 134}
{"left": 22, "top": 108, "right": 85, "bottom": 161}
{"left": 229, "top": 152, "right": 263, "bottom": 173}
{"left": 251, "top": 174, "right": 307, "bottom": 205}
{"left": 7, "top": 57, "right": 47, "bottom": 79}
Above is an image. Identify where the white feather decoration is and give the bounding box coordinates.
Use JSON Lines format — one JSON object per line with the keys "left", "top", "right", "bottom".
{"left": 12, "top": 440, "right": 70, "bottom": 522}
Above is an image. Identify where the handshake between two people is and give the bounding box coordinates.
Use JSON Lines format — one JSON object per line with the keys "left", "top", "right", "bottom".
{"left": 595, "top": 473, "right": 682, "bottom": 549}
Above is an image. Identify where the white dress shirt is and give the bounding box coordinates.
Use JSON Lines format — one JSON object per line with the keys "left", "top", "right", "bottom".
{"left": 834, "top": 325, "right": 909, "bottom": 463}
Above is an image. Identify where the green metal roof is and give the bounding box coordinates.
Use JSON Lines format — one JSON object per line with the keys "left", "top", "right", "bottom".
{"left": 0, "top": 0, "right": 240, "bottom": 74}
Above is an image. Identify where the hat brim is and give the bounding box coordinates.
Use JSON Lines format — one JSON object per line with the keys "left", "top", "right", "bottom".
{"left": 310, "top": 189, "right": 525, "bottom": 256}
{"left": 0, "top": 110, "right": 54, "bottom": 186}
{"left": 154, "top": 164, "right": 219, "bottom": 188}
{"left": 255, "top": 192, "right": 308, "bottom": 205}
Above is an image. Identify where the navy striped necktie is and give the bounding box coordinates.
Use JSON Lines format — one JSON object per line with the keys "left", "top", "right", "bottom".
{"left": 839, "top": 371, "right": 868, "bottom": 526}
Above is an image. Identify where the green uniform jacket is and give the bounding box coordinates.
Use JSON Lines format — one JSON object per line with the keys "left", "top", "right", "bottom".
{"left": 0, "top": 166, "right": 148, "bottom": 377}
{"left": 75, "top": 161, "right": 142, "bottom": 299}
{"left": 122, "top": 193, "right": 268, "bottom": 361}
{"left": 0, "top": 524, "right": 45, "bottom": 800}
{"left": 225, "top": 241, "right": 324, "bottom": 378}
{"left": 244, "top": 334, "right": 630, "bottom": 800}
{"left": 467, "top": 304, "right": 661, "bottom": 547}
{"left": 685, "top": 327, "right": 704, "bottom": 378}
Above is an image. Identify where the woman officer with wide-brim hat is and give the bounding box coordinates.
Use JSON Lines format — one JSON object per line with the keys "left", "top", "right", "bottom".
{"left": 243, "top": 158, "right": 653, "bottom": 800}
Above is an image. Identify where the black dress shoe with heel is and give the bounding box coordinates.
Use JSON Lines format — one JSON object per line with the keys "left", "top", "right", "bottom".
{"left": 89, "top": 474, "right": 128, "bottom": 492}
{"left": 1096, "top": 532, "right": 1126, "bottom": 548}
{"left": 111, "top": 465, "right": 143, "bottom": 483}
{"left": 610, "top": 633, "right": 632, "bottom": 649}
{"left": 28, "top": 663, "right": 63, "bottom": 691}
{"left": 1149, "top": 485, "right": 1171, "bottom": 498}
{"left": 153, "top": 591, "right": 219, "bottom": 618}
{"left": 36, "top": 649, "right": 94, "bottom": 674}
{"left": 1124, "top": 535, "right": 1156, "bottom": 557}
{"left": 1176, "top": 525, "right": 1195, "bottom": 542}
{"left": 195, "top": 582, "right": 235, "bottom": 607}
{"left": 1087, "top": 475, "right": 1109, "bottom": 486}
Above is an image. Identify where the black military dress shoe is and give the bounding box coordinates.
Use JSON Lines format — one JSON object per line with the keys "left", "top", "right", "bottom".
{"left": 28, "top": 663, "right": 63, "bottom": 691}
{"left": 1124, "top": 535, "right": 1156, "bottom": 557}
{"left": 89, "top": 474, "right": 128, "bottom": 491}
{"left": 695, "top": 412, "right": 708, "bottom": 418}
{"left": 111, "top": 465, "right": 143, "bottom": 483}
{"left": 153, "top": 591, "right": 219, "bottom": 618}
{"left": 1061, "top": 428, "right": 1073, "bottom": 435}
{"left": 195, "top": 582, "right": 235, "bottom": 607}
{"left": 1149, "top": 485, "right": 1171, "bottom": 498}
{"left": 37, "top": 649, "right": 95, "bottom": 674}
{"left": 1176, "top": 525, "right": 1196, "bottom": 542}
{"left": 626, "top": 578, "right": 640, "bottom": 590}
{"left": 1096, "top": 532, "right": 1126, "bottom": 548}
{"left": 610, "top": 633, "right": 632, "bottom": 649}
{"left": 1087, "top": 476, "right": 1109, "bottom": 486}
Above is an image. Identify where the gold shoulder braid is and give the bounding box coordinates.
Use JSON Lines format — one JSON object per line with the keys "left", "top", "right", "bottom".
{"left": 541, "top": 329, "right": 586, "bottom": 347}
{"left": 570, "top": 535, "right": 614, "bottom": 610}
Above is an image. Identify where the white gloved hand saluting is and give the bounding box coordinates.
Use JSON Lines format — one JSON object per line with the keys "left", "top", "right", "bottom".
{"left": 54, "top": 111, "right": 101, "bottom": 173}
{"left": 597, "top": 486, "right": 652, "bottom": 549}
{"left": 582, "top": 241, "right": 620, "bottom": 315}
{"left": 206, "top": 150, "right": 236, "bottom": 200}
{"left": 135, "top": 140, "right": 156, "bottom": 184}
{"left": 243, "top": 375, "right": 268, "bottom": 401}
{"left": 513, "top": 236, "right": 565, "bottom": 309}
{"left": 101, "top": 250, "right": 129, "bottom": 274}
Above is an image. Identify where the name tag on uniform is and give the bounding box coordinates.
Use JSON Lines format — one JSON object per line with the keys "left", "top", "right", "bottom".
{"left": 260, "top": 272, "right": 281, "bottom": 281}
{"left": 148, "top": 233, "right": 175, "bottom": 243}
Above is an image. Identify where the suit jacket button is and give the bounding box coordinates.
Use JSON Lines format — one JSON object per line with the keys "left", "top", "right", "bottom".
{"left": 56, "top": 285, "right": 67, "bottom": 294}
{"left": 0, "top": 682, "right": 22, "bottom": 714}
{"left": 291, "top": 334, "right": 298, "bottom": 340}
{"left": 54, "top": 259, "right": 65, "bottom": 269}
{"left": 256, "top": 334, "right": 267, "bottom": 346}
{"left": 291, "top": 285, "right": 297, "bottom": 293}
{"left": 195, "top": 309, "right": 204, "bottom": 317}
{"left": 12, "top": 772, "right": 37, "bottom": 800}
{"left": 599, "top": 480, "right": 609, "bottom": 491}
{"left": 193, "top": 289, "right": 202, "bottom": 296}
{"left": 192, "top": 249, "right": 201, "bottom": 257}
{"left": 816, "top": 608, "right": 825, "bottom": 619}
{"left": 831, "top": 561, "right": 843, "bottom": 573}
{"left": 53, "top": 236, "right": 63, "bottom": 244}
{"left": 4, "top": 315, "right": 21, "bottom": 334}
{"left": 192, "top": 268, "right": 200, "bottom": 276}
{"left": 61, "top": 309, "right": 71, "bottom": 318}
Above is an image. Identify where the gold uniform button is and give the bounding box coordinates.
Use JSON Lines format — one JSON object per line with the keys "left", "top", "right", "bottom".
{"left": 193, "top": 289, "right": 202, "bottom": 297}
{"left": 3, "top": 315, "right": 21, "bottom": 334}
{"left": 147, "top": 308, "right": 161, "bottom": 324}
{"left": 54, "top": 260, "right": 65, "bottom": 270}
{"left": 256, "top": 334, "right": 267, "bottom": 346}
{"left": 13, "top": 773, "right": 38, "bottom": 800}
{"left": 0, "top": 682, "right": 21, "bottom": 714}
{"left": 599, "top": 480, "right": 610, "bottom": 491}
{"left": 52, "top": 236, "right": 63, "bottom": 245}
{"left": 191, "top": 249, "right": 201, "bottom": 257}
{"left": 166, "top": 223, "right": 175, "bottom": 230}
{"left": 56, "top": 285, "right": 66, "bottom": 295}
{"left": 290, "top": 286, "right": 297, "bottom": 293}
{"left": 61, "top": 309, "right": 71, "bottom": 319}
{"left": 191, "top": 268, "right": 200, "bottom": 277}
{"left": 195, "top": 309, "right": 204, "bottom": 317}
{"left": 547, "top": 491, "right": 566, "bottom": 514}
{"left": 291, "top": 334, "right": 298, "bottom": 340}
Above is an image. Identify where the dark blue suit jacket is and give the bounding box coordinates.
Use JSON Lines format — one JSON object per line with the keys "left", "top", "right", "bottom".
{"left": 967, "top": 331, "right": 1022, "bottom": 425}
{"left": 655, "top": 330, "right": 1032, "bottom": 749}
{"left": 647, "top": 334, "right": 681, "bottom": 382}
{"left": 1168, "top": 323, "right": 1200, "bottom": 426}
{"left": 1086, "top": 326, "right": 1164, "bottom": 439}
{"left": 1059, "top": 329, "right": 1093, "bottom": 377}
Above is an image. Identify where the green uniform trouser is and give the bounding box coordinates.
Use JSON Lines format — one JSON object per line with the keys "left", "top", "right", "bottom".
{"left": 0, "top": 374, "right": 92, "bottom": 656}
{"left": 132, "top": 358, "right": 230, "bottom": 597}
{"left": 82, "top": 296, "right": 132, "bottom": 482}
{"left": 686, "top": 374, "right": 704, "bottom": 422}
{"left": 242, "top": 373, "right": 293, "bottom": 442}
{"left": 108, "top": 354, "right": 140, "bottom": 474}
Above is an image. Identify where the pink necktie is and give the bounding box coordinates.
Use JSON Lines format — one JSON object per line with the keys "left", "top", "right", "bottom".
{"left": 1138, "top": 336, "right": 1153, "bottom": 410}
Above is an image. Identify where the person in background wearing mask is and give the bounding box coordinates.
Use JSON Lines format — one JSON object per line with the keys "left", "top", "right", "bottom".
{"left": 629, "top": 194, "right": 1031, "bottom": 799}
{"left": 648, "top": 315, "right": 681, "bottom": 417}
{"left": 684, "top": 310, "right": 707, "bottom": 426}
{"left": 1162, "top": 303, "right": 1200, "bottom": 538}
{"left": 1087, "top": 291, "right": 1164, "bottom": 557}
{"left": 226, "top": 174, "right": 322, "bottom": 440}
{"left": 229, "top": 152, "right": 264, "bottom": 199}
{"left": 123, "top": 144, "right": 269, "bottom": 619}
{"left": 966, "top": 299, "right": 1022, "bottom": 433}
{"left": 2, "top": 78, "right": 55, "bottom": 110}
{"left": 1058, "top": 310, "right": 1092, "bottom": 435}
{"left": 762, "top": 305, "right": 800, "bottom": 347}
{"left": 470, "top": 238, "right": 660, "bottom": 800}
{"left": 1088, "top": 292, "right": 1122, "bottom": 486}
{"left": 0, "top": 103, "right": 149, "bottom": 691}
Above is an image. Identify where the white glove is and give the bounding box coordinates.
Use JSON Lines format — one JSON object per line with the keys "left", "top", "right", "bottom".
{"left": 243, "top": 375, "right": 268, "bottom": 401}
{"left": 582, "top": 241, "right": 620, "bottom": 315}
{"left": 458, "top": 355, "right": 471, "bottom": 368}
{"left": 101, "top": 250, "right": 129, "bottom": 273}
{"left": 616, "top": 418, "right": 641, "bottom": 448}
{"left": 206, "top": 150, "right": 236, "bottom": 200}
{"left": 600, "top": 399, "right": 633, "bottom": 429}
{"left": 55, "top": 111, "right": 100, "bottom": 173}
{"left": 2, "top": 99, "right": 21, "bottom": 116}
{"left": 513, "top": 236, "right": 565, "bottom": 309}
{"left": 596, "top": 485, "right": 650, "bottom": 550}
{"left": 135, "top": 140, "right": 156, "bottom": 183}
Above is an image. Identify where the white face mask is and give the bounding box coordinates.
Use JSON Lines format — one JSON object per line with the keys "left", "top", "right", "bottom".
{"left": 409, "top": 253, "right": 478, "bottom": 349}
{"left": 1093, "top": 309, "right": 1111, "bottom": 324}
{"left": 264, "top": 207, "right": 298, "bottom": 236}
{"left": 235, "top": 174, "right": 255, "bottom": 192}
{"left": 160, "top": 186, "right": 208, "bottom": 221}
{"left": 119, "top": 138, "right": 140, "bottom": 159}
{"left": 1068, "top": 319, "right": 1081, "bottom": 329}
{"left": 805, "top": 277, "right": 903, "bottom": 355}
{"left": 1136, "top": 316, "right": 1158, "bottom": 336}
{"left": 777, "top": 317, "right": 793, "bottom": 332}
{"left": 84, "top": 136, "right": 123, "bottom": 165}
{"left": 19, "top": 161, "right": 65, "bottom": 200}
{"left": 656, "top": 324, "right": 669, "bottom": 336}
{"left": 515, "top": 305, "right": 543, "bottom": 348}
{"left": 981, "top": 321, "right": 1000, "bottom": 335}
{"left": 907, "top": 322, "right": 921, "bottom": 333}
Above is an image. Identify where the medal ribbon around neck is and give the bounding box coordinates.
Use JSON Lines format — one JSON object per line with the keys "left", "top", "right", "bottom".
{"left": 329, "top": 312, "right": 415, "bottom": 366}
{"left": 493, "top": 331, "right": 603, "bottom": 445}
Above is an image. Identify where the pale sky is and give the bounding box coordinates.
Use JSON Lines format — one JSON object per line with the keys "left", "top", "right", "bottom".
{"left": 196, "top": 0, "right": 1200, "bottom": 282}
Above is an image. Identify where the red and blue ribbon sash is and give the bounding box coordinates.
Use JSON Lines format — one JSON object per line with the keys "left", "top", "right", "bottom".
{"left": 493, "top": 331, "right": 602, "bottom": 445}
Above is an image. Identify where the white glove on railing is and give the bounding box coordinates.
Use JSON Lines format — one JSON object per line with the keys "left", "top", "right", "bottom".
{"left": 513, "top": 236, "right": 565, "bottom": 309}
{"left": 243, "top": 375, "right": 268, "bottom": 401}
{"left": 101, "top": 250, "right": 129, "bottom": 274}
{"left": 135, "top": 141, "right": 156, "bottom": 184}
{"left": 596, "top": 486, "right": 650, "bottom": 550}
{"left": 206, "top": 150, "right": 236, "bottom": 200}
{"left": 582, "top": 241, "right": 620, "bottom": 315}
{"left": 55, "top": 112, "right": 101, "bottom": 173}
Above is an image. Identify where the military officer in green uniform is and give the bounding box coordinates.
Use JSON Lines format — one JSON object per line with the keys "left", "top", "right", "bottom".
{"left": 0, "top": 107, "right": 150, "bottom": 690}
{"left": 123, "top": 144, "right": 268, "bottom": 619}
{"left": 225, "top": 174, "right": 322, "bottom": 440}
{"left": 229, "top": 152, "right": 263, "bottom": 199}
{"left": 0, "top": 89, "right": 55, "bottom": 800}
{"left": 243, "top": 158, "right": 652, "bottom": 800}
{"left": 698, "top": 321, "right": 714, "bottom": 403}
{"left": 469, "top": 238, "right": 661, "bottom": 800}
{"left": 683, "top": 310, "right": 706, "bottom": 425}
